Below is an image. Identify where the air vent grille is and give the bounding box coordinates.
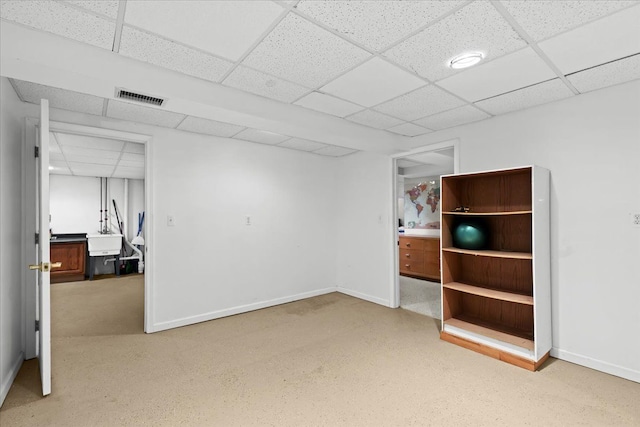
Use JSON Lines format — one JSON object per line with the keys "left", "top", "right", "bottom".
{"left": 116, "top": 89, "right": 164, "bottom": 106}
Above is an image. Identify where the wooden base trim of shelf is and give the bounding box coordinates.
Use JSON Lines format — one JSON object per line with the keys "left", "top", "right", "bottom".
{"left": 440, "top": 331, "right": 549, "bottom": 371}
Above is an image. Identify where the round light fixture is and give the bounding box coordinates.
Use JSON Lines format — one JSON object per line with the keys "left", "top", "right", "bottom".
{"left": 449, "top": 52, "right": 484, "bottom": 69}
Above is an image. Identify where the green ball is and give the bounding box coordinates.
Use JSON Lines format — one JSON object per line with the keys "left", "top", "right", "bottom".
{"left": 453, "top": 221, "right": 487, "bottom": 250}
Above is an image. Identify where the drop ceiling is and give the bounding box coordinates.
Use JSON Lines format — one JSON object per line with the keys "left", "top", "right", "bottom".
{"left": 49, "top": 132, "right": 145, "bottom": 179}
{"left": 1, "top": 0, "right": 639, "bottom": 155}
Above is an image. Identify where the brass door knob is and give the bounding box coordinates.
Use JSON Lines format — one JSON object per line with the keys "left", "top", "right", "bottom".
{"left": 28, "top": 262, "right": 62, "bottom": 272}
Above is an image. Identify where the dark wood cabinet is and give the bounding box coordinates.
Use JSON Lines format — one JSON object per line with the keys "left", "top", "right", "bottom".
{"left": 50, "top": 241, "right": 86, "bottom": 283}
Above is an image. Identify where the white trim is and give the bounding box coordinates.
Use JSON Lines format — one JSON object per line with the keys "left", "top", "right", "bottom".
{"left": 143, "top": 135, "right": 154, "bottom": 333}
{"left": 149, "top": 287, "right": 337, "bottom": 333}
{"left": 0, "top": 351, "right": 24, "bottom": 406}
{"left": 551, "top": 347, "right": 640, "bottom": 383}
{"left": 337, "top": 286, "right": 391, "bottom": 307}
{"left": 390, "top": 139, "right": 459, "bottom": 308}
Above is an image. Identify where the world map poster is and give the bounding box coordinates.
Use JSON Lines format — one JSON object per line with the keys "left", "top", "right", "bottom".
{"left": 404, "top": 177, "right": 440, "bottom": 229}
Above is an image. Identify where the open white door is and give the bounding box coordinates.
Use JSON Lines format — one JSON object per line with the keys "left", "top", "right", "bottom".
{"left": 28, "top": 99, "right": 52, "bottom": 396}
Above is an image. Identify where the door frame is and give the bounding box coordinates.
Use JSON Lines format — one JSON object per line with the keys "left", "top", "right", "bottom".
{"left": 388, "top": 139, "right": 460, "bottom": 308}
{"left": 23, "top": 119, "right": 154, "bottom": 359}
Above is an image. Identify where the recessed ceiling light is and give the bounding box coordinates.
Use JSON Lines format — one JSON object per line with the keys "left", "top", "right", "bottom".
{"left": 449, "top": 52, "right": 484, "bottom": 69}
{"left": 48, "top": 166, "right": 55, "bottom": 171}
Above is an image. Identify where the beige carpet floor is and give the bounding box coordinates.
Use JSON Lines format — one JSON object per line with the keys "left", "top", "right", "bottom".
{"left": 1, "top": 275, "right": 639, "bottom": 426}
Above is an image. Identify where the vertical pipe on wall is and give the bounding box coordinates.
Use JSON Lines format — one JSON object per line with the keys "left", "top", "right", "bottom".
{"left": 123, "top": 178, "right": 128, "bottom": 240}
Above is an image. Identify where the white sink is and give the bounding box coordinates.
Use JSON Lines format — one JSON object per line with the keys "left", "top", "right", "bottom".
{"left": 87, "top": 233, "right": 122, "bottom": 256}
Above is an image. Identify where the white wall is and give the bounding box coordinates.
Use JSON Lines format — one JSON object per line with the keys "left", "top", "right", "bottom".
{"left": 49, "top": 175, "right": 138, "bottom": 235}
{"left": 335, "top": 151, "right": 394, "bottom": 306}
{"left": 19, "top": 102, "right": 339, "bottom": 332}
{"left": 406, "top": 80, "right": 638, "bottom": 381}
{"left": 0, "top": 78, "right": 26, "bottom": 405}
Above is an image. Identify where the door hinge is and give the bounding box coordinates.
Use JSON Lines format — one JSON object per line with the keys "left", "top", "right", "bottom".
{"left": 35, "top": 233, "right": 39, "bottom": 245}
{"left": 34, "top": 146, "right": 40, "bottom": 158}
{"left": 35, "top": 320, "right": 39, "bottom": 332}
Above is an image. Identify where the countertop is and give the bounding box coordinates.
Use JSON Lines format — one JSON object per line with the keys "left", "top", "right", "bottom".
{"left": 50, "top": 233, "right": 87, "bottom": 243}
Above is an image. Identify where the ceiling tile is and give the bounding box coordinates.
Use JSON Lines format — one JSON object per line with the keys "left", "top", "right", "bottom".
{"left": 49, "top": 135, "right": 62, "bottom": 153}
{"left": 61, "top": 146, "right": 121, "bottom": 159}
{"left": 63, "top": 0, "right": 120, "bottom": 19}
{"left": 294, "top": 92, "right": 364, "bottom": 117}
{"left": 120, "top": 152, "right": 144, "bottom": 163}
{"left": 117, "top": 159, "right": 145, "bottom": 168}
{"left": 297, "top": 0, "right": 465, "bottom": 51}
{"left": 223, "top": 66, "right": 310, "bottom": 103}
{"left": 68, "top": 163, "right": 116, "bottom": 177}
{"left": 242, "top": 13, "right": 371, "bottom": 88}
{"left": 474, "top": 79, "right": 574, "bottom": 116}
{"left": 106, "top": 100, "right": 185, "bottom": 128}
{"left": 502, "top": 0, "right": 637, "bottom": 41}
{"left": 54, "top": 133, "right": 124, "bottom": 151}
{"left": 567, "top": 54, "right": 640, "bottom": 93}
{"left": 50, "top": 160, "right": 70, "bottom": 169}
{"left": 50, "top": 152, "right": 65, "bottom": 161}
{"left": 414, "top": 105, "right": 490, "bottom": 130}
{"left": 64, "top": 154, "right": 118, "bottom": 165}
{"left": 112, "top": 166, "right": 144, "bottom": 179}
{"left": 538, "top": 5, "right": 640, "bottom": 74}
{"left": 278, "top": 138, "right": 328, "bottom": 152}
{"left": 312, "top": 146, "right": 358, "bottom": 157}
{"left": 437, "top": 47, "right": 557, "bottom": 102}
{"left": 119, "top": 26, "right": 233, "bottom": 83}
{"left": 397, "top": 159, "right": 423, "bottom": 168}
{"left": 11, "top": 80, "right": 104, "bottom": 115}
{"left": 232, "top": 128, "right": 290, "bottom": 145}
{"left": 0, "top": 0, "right": 116, "bottom": 49}
{"left": 319, "top": 57, "right": 426, "bottom": 107}
{"left": 384, "top": 1, "right": 527, "bottom": 81}
{"left": 387, "top": 123, "right": 432, "bottom": 137}
{"left": 345, "top": 110, "right": 404, "bottom": 130}
{"left": 123, "top": 0, "right": 284, "bottom": 61}
{"left": 374, "top": 85, "right": 466, "bottom": 121}
{"left": 123, "top": 143, "right": 145, "bottom": 154}
{"left": 176, "top": 116, "right": 245, "bottom": 137}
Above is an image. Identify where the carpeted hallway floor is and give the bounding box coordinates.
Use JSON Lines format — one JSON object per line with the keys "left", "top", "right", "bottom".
{"left": 1, "top": 275, "right": 639, "bottom": 426}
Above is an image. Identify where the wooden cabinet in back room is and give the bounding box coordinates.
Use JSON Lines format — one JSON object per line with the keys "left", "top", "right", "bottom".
{"left": 399, "top": 235, "right": 440, "bottom": 282}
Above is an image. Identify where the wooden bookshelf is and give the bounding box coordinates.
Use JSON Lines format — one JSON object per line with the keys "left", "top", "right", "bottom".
{"left": 440, "top": 166, "right": 551, "bottom": 370}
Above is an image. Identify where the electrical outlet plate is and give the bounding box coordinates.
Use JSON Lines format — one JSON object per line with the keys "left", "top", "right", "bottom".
{"left": 632, "top": 212, "right": 640, "bottom": 227}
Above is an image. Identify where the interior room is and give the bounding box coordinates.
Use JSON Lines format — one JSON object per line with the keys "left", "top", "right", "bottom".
{"left": 1, "top": 1, "right": 639, "bottom": 425}
{"left": 396, "top": 147, "right": 455, "bottom": 319}
{"left": 49, "top": 132, "right": 145, "bottom": 282}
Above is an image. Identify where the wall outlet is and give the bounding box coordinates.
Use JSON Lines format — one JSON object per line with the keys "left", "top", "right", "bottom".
{"left": 167, "top": 215, "right": 175, "bottom": 227}
{"left": 245, "top": 215, "right": 251, "bottom": 226}
{"left": 632, "top": 212, "right": 640, "bottom": 227}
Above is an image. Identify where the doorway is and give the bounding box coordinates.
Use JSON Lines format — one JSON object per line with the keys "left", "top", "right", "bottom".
{"left": 23, "top": 120, "right": 154, "bottom": 361}
{"left": 391, "top": 140, "right": 459, "bottom": 320}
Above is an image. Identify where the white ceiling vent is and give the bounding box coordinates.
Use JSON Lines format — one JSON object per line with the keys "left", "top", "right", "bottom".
{"left": 115, "top": 88, "right": 165, "bottom": 107}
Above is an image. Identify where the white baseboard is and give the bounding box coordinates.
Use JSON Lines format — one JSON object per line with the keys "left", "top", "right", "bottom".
{"left": 150, "top": 287, "right": 337, "bottom": 333}
{"left": 336, "top": 287, "right": 390, "bottom": 307}
{"left": 1, "top": 351, "right": 24, "bottom": 407}
{"left": 551, "top": 347, "right": 639, "bottom": 383}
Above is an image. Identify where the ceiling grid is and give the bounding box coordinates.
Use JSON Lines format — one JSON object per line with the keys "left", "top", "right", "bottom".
{"left": 1, "top": 0, "right": 639, "bottom": 163}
